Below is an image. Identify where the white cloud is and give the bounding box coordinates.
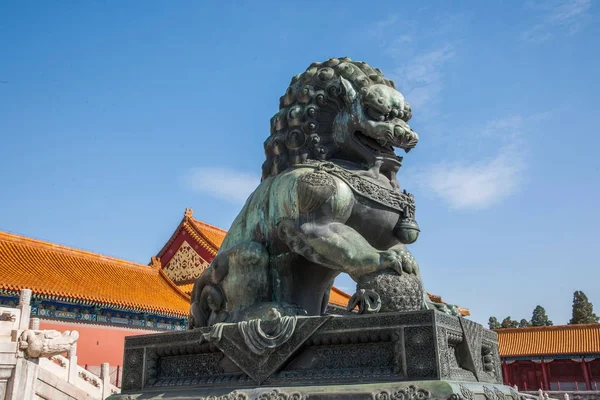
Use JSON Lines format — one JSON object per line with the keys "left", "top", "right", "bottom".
{"left": 414, "top": 114, "right": 549, "bottom": 210}
{"left": 417, "top": 149, "right": 525, "bottom": 210}
{"left": 184, "top": 167, "right": 260, "bottom": 205}
{"left": 521, "top": 0, "right": 592, "bottom": 43}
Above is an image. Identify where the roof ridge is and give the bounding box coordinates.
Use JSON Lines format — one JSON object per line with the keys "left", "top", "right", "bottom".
{"left": 190, "top": 217, "right": 227, "bottom": 233}
{"left": 0, "top": 230, "right": 154, "bottom": 272}
{"left": 496, "top": 323, "right": 600, "bottom": 333}
{"left": 184, "top": 221, "right": 220, "bottom": 253}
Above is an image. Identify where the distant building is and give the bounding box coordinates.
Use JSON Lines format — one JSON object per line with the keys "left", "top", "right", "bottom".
{"left": 496, "top": 324, "right": 600, "bottom": 391}
{"left": 0, "top": 208, "right": 467, "bottom": 382}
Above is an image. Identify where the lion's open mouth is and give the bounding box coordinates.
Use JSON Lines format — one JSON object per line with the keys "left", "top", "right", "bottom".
{"left": 353, "top": 131, "right": 398, "bottom": 157}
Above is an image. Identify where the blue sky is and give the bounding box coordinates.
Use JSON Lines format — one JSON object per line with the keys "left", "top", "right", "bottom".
{"left": 1, "top": 0, "right": 598, "bottom": 326}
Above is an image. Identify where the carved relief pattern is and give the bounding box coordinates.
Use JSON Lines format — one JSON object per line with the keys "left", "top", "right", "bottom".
{"left": 494, "top": 387, "right": 506, "bottom": 400}
{"left": 145, "top": 348, "right": 159, "bottom": 386}
{"left": 436, "top": 327, "right": 451, "bottom": 379}
{"left": 491, "top": 342, "right": 503, "bottom": 383}
{"left": 164, "top": 241, "right": 209, "bottom": 283}
{"left": 297, "top": 160, "right": 416, "bottom": 217}
{"left": 118, "top": 313, "right": 508, "bottom": 396}
{"left": 374, "top": 385, "right": 432, "bottom": 400}
{"left": 121, "top": 348, "right": 144, "bottom": 391}
{"left": 315, "top": 342, "right": 394, "bottom": 369}
{"left": 435, "top": 312, "right": 462, "bottom": 330}
{"left": 298, "top": 170, "right": 335, "bottom": 187}
{"left": 194, "top": 391, "right": 248, "bottom": 400}
{"left": 404, "top": 326, "right": 437, "bottom": 379}
{"left": 257, "top": 389, "right": 306, "bottom": 400}
{"left": 158, "top": 353, "right": 224, "bottom": 378}
{"left": 460, "top": 385, "right": 475, "bottom": 400}
{"left": 320, "top": 310, "right": 433, "bottom": 332}
{"left": 482, "top": 342, "right": 496, "bottom": 376}
{"left": 459, "top": 317, "right": 484, "bottom": 381}
{"left": 483, "top": 386, "right": 496, "bottom": 400}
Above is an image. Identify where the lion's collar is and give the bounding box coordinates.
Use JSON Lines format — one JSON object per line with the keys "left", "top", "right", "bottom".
{"left": 291, "top": 160, "right": 415, "bottom": 218}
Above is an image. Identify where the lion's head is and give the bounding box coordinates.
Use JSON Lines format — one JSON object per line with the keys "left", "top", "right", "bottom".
{"left": 262, "top": 57, "right": 419, "bottom": 181}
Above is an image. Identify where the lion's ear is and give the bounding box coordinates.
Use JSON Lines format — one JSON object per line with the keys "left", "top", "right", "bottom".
{"left": 340, "top": 77, "right": 357, "bottom": 106}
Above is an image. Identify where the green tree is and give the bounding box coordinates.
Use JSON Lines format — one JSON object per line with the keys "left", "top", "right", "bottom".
{"left": 569, "top": 291, "right": 599, "bottom": 325}
{"left": 488, "top": 317, "right": 501, "bottom": 329}
{"left": 501, "top": 316, "right": 519, "bottom": 328}
{"left": 518, "top": 319, "right": 531, "bottom": 328}
{"left": 531, "top": 305, "right": 553, "bottom": 326}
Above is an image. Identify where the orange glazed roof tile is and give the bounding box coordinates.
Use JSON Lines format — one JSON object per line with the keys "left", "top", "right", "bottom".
{"left": 0, "top": 231, "right": 190, "bottom": 317}
{"left": 189, "top": 218, "right": 227, "bottom": 249}
{"left": 177, "top": 282, "right": 195, "bottom": 296}
{"left": 329, "top": 286, "right": 351, "bottom": 308}
{"left": 496, "top": 324, "right": 600, "bottom": 357}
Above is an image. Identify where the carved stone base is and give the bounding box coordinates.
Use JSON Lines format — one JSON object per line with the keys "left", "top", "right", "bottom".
{"left": 110, "top": 311, "right": 527, "bottom": 400}
{"left": 109, "top": 380, "right": 530, "bottom": 399}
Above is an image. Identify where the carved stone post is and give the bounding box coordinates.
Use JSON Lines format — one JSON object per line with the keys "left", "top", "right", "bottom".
{"left": 100, "top": 362, "right": 111, "bottom": 399}
{"left": 17, "top": 289, "right": 32, "bottom": 333}
{"left": 67, "top": 342, "right": 78, "bottom": 384}
{"left": 0, "top": 366, "right": 14, "bottom": 400}
{"left": 29, "top": 318, "right": 40, "bottom": 330}
{"left": 5, "top": 357, "right": 39, "bottom": 400}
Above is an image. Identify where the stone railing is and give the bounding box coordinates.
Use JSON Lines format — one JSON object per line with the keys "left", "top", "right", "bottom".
{"left": 522, "top": 391, "right": 600, "bottom": 400}
{"left": 0, "top": 288, "right": 120, "bottom": 400}
{"left": 39, "top": 355, "right": 120, "bottom": 398}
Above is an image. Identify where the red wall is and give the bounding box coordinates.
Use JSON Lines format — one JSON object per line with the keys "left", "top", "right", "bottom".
{"left": 39, "top": 320, "right": 158, "bottom": 367}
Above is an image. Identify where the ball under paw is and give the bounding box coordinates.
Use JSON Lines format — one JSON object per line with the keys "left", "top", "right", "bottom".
{"left": 356, "top": 269, "right": 423, "bottom": 312}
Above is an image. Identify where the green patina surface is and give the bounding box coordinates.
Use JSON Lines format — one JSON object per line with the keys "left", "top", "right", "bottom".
{"left": 187, "top": 58, "right": 459, "bottom": 330}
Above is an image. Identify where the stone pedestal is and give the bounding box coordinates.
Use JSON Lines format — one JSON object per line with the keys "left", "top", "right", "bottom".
{"left": 109, "top": 310, "right": 527, "bottom": 400}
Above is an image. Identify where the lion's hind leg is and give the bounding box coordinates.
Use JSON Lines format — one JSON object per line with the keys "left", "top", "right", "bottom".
{"left": 187, "top": 241, "right": 270, "bottom": 329}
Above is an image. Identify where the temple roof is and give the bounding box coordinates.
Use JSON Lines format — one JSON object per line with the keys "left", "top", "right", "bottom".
{"left": 155, "top": 208, "right": 227, "bottom": 261}
{"left": 188, "top": 218, "right": 227, "bottom": 249}
{"left": 496, "top": 324, "right": 600, "bottom": 357}
{"left": 0, "top": 231, "right": 191, "bottom": 317}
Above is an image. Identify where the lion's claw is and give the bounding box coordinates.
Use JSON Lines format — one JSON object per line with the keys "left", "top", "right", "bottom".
{"left": 347, "top": 289, "right": 382, "bottom": 314}
{"left": 379, "top": 250, "right": 417, "bottom": 276}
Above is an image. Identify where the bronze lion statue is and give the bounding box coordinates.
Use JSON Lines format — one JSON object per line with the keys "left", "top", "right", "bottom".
{"left": 188, "top": 57, "right": 458, "bottom": 329}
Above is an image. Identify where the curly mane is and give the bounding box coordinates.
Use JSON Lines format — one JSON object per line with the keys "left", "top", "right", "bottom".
{"left": 261, "top": 57, "right": 412, "bottom": 181}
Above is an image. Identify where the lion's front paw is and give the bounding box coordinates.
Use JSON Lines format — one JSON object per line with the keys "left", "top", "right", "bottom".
{"left": 379, "top": 249, "right": 417, "bottom": 275}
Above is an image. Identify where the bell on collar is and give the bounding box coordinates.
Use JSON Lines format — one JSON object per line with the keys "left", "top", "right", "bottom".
{"left": 394, "top": 217, "right": 420, "bottom": 244}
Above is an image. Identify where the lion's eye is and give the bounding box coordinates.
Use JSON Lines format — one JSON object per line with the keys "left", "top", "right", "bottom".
{"left": 367, "top": 108, "right": 386, "bottom": 122}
